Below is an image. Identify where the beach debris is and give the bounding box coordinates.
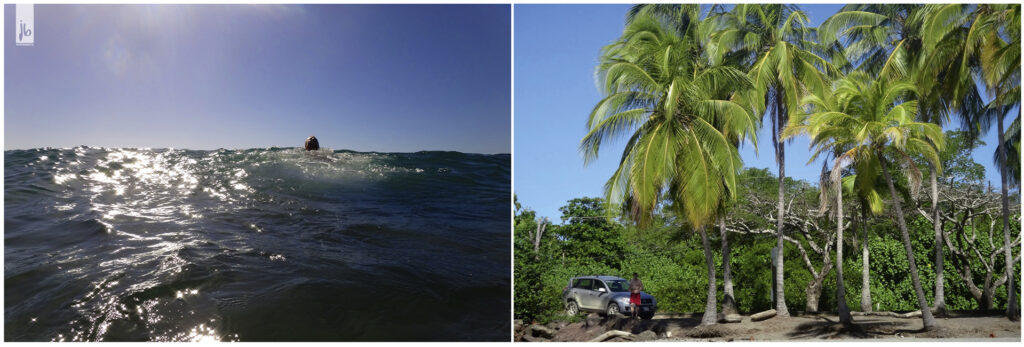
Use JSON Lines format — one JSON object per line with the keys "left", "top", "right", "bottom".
{"left": 686, "top": 325, "right": 728, "bottom": 338}
{"left": 751, "top": 309, "right": 777, "bottom": 321}
{"left": 527, "top": 324, "right": 556, "bottom": 339}
{"left": 584, "top": 313, "right": 602, "bottom": 328}
{"left": 588, "top": 330, "right": 632, "bottom": 342}
{"left": 720, "top": 313, "right": 742, "bottom": 323}
{"left": 545, "top": 321, "right": 568, "bottom": 331}
{"left": 851, "top": 310, "right": 922, "bottom": 319}
{"left": 635, "top": 330, "right": 658, "bottom": 341}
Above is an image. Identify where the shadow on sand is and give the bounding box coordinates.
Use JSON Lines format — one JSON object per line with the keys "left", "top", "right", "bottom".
{"left": 785, "top": 315, "right": 933, "bottom": 339}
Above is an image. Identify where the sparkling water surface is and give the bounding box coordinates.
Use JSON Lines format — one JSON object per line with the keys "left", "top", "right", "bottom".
{"left": 5, "top": 147, "right": 510, "bottom": 341}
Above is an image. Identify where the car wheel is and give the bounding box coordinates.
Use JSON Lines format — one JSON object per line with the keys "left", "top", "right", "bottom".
{"left": 606, "top": 303, "right": 621, "bottom": 317}
{"left": 566, "top": 301, "right": 579, "bottom": 316}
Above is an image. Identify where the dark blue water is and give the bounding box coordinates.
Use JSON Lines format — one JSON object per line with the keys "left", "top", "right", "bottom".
{"left": 4, "top": 147, "right": 510, "bottom": 341}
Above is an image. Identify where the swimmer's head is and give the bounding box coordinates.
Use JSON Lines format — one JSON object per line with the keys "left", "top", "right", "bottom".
{"left": 305, "top": 136, "right": 320, "bottom": 151}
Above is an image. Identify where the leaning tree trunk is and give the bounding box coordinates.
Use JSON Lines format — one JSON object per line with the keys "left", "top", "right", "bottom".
{"left": 700, "top": 226, "right": 718, "bottom": 325}
{"left": 773, "top": 97, "right": 790, "bottom": 317}
{"left": 860, "top": 203, "right": 873, "bottom": 313}
{"left": 997, "top": 111, "right": 1020, "bottom": 321}
{"left": 720, "top": 218, "right": 738, "bottom": 316}
{"left": 930, "top": 165, "right": 946, "bottom": 317}
{"left": 878, "top": 155, "right": 938, "bottom": 331}
{"left": 836, "top": 179, "right": 851, "bottom": 325}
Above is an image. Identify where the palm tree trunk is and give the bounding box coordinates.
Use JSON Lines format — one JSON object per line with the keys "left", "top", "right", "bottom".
{"left": 860, "top": 203, "right": 873, "bottom": 313}
{"left": 720, "top": 218, "right": 738, "bottom": 316}
{"left": 774, "top": 97, "right": 790, "bottom": 317}
{"left": 997, "top": 111, "right": 1021, "bottom": 321}
{"left": 930, "top": 165, "right": 946, "bottom": 317}
{"left": 700, "top": 226, "right": 718, "bottom": 325}
{"left": 878, "top": 155, "right": 938, "bottom": 331}
{"left": 836, "top": 179, "right": 851, "bottom": 324}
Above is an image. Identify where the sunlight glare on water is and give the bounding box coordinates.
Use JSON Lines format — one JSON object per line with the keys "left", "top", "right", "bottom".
{"left": 5, "top": 147, "right": 510, "bottom": 341}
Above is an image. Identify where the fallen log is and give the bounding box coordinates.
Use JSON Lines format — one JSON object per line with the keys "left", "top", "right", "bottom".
{"left": 851, "top": 310, "right": 922, "bottom": 318}
{"left": 751, "top": 309, "right": 777, "bottom": 321}
{"left": 588, "top": 330, "right": 632, "bottom": 342}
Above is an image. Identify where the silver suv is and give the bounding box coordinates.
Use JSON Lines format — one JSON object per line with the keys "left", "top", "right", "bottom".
{"left": 561, "top": 275, "right": 657, "bottom": 319}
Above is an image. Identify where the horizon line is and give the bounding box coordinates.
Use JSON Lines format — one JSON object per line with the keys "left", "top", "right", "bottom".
{"left": 3, "top": 145, "right": 510, "bottom": 156}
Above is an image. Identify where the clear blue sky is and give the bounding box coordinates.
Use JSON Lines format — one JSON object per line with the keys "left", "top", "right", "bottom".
{"left": 514, "top": 4, "right": 1011, "bottom": 222}
{"left": 5, "top": 4, "right": 511, "bottom": 153}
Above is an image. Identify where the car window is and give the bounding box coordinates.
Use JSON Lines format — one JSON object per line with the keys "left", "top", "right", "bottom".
{"left": 574, "top": 278, "right": 592, "bottom": 289}
{"left": 606, "top": 280, "right": 629, "bottom": 292}
{"left": 593, "top": 280, "right": 607, "bottom": 291}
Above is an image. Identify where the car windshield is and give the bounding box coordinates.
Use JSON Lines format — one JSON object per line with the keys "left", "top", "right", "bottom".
{"left": 606, "top": 280, "right": 630, "bottom": 292}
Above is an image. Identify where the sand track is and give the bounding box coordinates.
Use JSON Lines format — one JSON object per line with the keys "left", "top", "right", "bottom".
{"left": 515, "top": 311, "right": 1021, "bottom": 342}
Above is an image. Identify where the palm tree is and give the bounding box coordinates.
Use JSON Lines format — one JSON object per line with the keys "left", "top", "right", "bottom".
{"left": 783, "top": 75, "right": 857, "bottom": 325}
{"left": 784, "top": 71, "right": 944, "bottom": 330}
{"left": 719, "top": 216, "right": 738, "bottom": 316}
{"left": 848, "top": 174, "right": 888, "bottom": 313}
{"left": 914, "top": 4, "right": 1020, "bottom": 318}
{"left": 997, "top": 116, "right": 1021, "bottom": 190}
{"left": 822, "top": 161, "right": 853, "bottom": 325}
{"left": 978, "top": 5, "right": 1021, "bottom": 321}
{"left": 821, "top": 4, "right": 979, "bottom": 316}
{"left": 819, "top": 5, "right": 930, "bottom": 79}
{"left": 581, "top": 5, "right": 758, "bottom": 326}
{"left": 917, "top": 4, "right": 1020, "bottom": 315}
{"left": 856, "top": 185, "right": 874, "bottom": 312}
{"left": 709, "top": 4, "right": 834, "bottom": 316}
{"left": 940, "top": 3, "right": 1021, "bottom": 321}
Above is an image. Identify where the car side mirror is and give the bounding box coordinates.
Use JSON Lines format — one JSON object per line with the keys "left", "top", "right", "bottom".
{"left": 598, "top": 287, "right": 606, "bottom": 293}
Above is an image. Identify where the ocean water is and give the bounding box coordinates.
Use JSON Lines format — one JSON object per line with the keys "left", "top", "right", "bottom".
{"left": 4, "top": 147, "right": 510, "bottom": 341}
